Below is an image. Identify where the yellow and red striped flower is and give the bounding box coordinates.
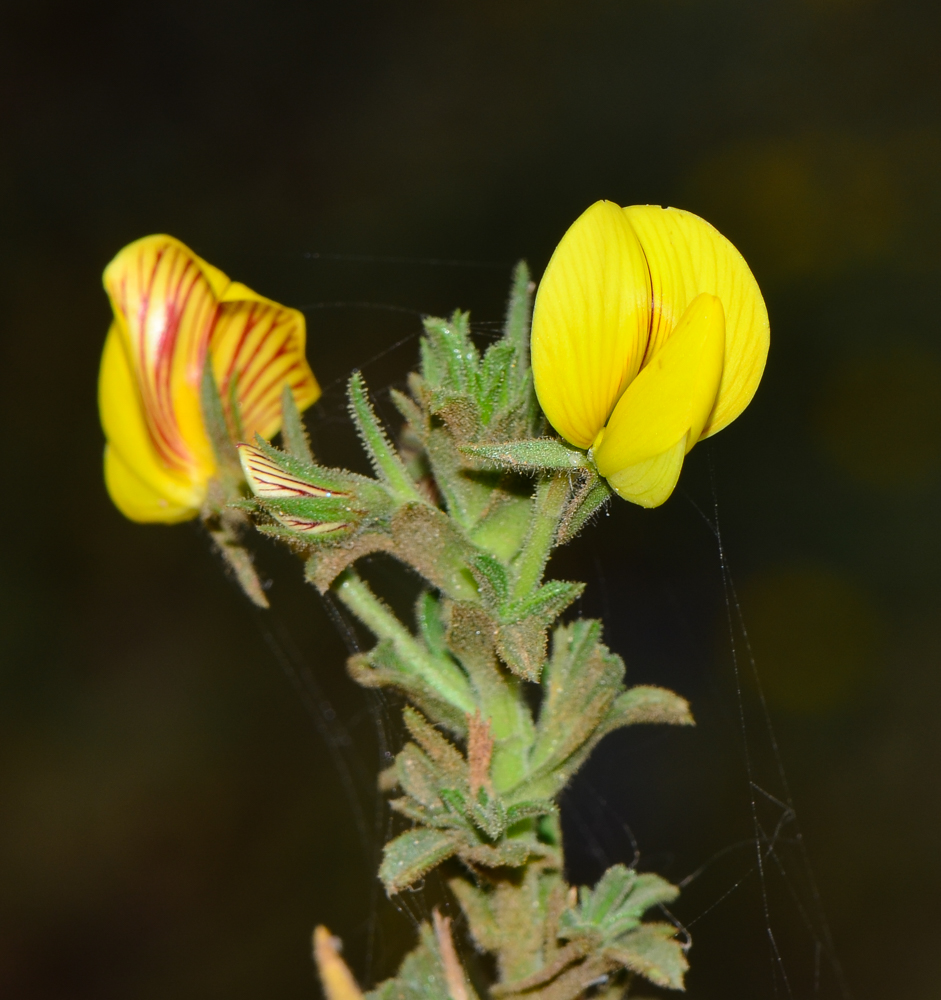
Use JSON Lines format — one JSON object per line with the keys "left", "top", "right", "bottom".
{"left": 531, "top": 201, "right": 769, "bottom": 507}
{"left": 98, "top": 234, "right": 320, "bottom": 523}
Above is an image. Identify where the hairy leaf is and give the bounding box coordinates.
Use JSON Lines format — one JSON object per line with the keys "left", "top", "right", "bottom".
{"left": 462, "top": 439, "right": 590, "bottom": 472}
{"left": 380, "top": 828, "right": 459, "bottom": 895}
{"left": 604, "top": 922, "right": 688, "bottom": 991}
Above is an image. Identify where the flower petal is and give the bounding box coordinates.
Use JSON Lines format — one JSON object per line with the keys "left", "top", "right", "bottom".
{"left": 209, "top": 286, "right": 320, "bottom": 441}
{"left": 237, "top": 444, "right": 349, "bottom": 499}
{"left": 103, "top": 444, "right": 198, "bottom": 523}
{"left": 594, "top": 293, "right": 725, "bottom": 475}
{"left": 98, "top": 321, "right": 205, "bottom": 518}
{"left": 531, "top": 201, "right": 652, "bottom": 449}
{"left": 102, "top": 235, "right": 218, "bottom": 482}
{"left": 605, "top": 435, "right": 687, "bottom": 508}
{"left": 623, "top": 205, "right": 769, "bottom": 438}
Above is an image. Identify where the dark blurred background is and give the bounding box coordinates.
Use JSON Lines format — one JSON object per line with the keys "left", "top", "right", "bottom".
{"left": 2, "top": 1, "right": 940, "bottom": 997}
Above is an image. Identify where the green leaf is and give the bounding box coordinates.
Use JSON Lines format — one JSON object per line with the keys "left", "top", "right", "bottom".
{"left": 380, "top": 827, "right": 459, "bottom": 894}
{"left": 495, "top": 617, "right": 548, "bottom": 682}
{"left": 462, "top": 439, "right": 590, "bottom": 472}
{"left": 415, "top": 591, "right": 448, "bottom": 660}
{"left": 560, "top": 865, "right": 680, "bottom": 945}
{"left": 478, "top": 339, "right": 517, "bottom": 423}
{"left": 581, "top": 864, "right": 637, "bottom": 924}
{"left": 505, "top": 799, "right": 557, "bottom": 827}
{"left": 395, "top": 743, "right": 445, "bottom": 810}
{"left": 279, "top": 384, "right": 314, "bottom": 462}
{"left": 448, "top": 878, "right": 501, "bottom": 953}
{"left": 503, "top": 579, "right": 583, "bottom": 625}
{"left": 422, "top": 310, "right": 479, "bottom": 393}
{"left": 366, "top": 924, "right": 467, "bottom": 1000}
{"left": 347, "top": 371, "right": 424, "bottom": 502}
{"left": 604, "top": 922, "right": 689, "bottom": 991}
{"left": 469, "top": 491, "right": 533, "bottom": 562}
{"left": 600, "top": 686, "right": 694, "bottom": 736}
{"left": 403, "top": 706, "right": 466, "bottom": 782}
{"left": 347, "top": 645, "right": 468, "bottom": 737}
{"left": 471, "top": 553, "right": 510, "bottom": 608}
{"left": 513, "top": 620, "right": 625, "bottom": 796}
{"left": 389, "top": 387, "right": 427, "bottom": 437}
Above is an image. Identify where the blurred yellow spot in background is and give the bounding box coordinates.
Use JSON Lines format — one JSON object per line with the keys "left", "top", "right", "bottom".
{"left": 737, "top": 565, "right": 882, "bottom": 713}
{"left": 816, "top": 343, "right": 941, "bottom": 490}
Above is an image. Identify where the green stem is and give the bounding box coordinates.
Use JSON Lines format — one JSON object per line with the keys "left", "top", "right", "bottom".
{"left": 335, "top": 570, "right": 477, "bottom": 715}
{"left": 511, "top": 474, "right": 570, "bottom": 599}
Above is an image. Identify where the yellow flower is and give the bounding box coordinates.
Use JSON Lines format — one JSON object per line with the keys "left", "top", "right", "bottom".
{"left": 99, "top": 234, "right": 320, "bottom": 523}
{"left": 531, "top": 201, "right": 769, "bottom": 507}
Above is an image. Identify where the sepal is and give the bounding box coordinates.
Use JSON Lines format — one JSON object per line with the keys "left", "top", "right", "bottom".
{"left": 238, "top": 440, "right": 393, "bottom": 543}
{"left": 461, "top": 439, "right": 590, "bottom": 472}
{"left": 279, "top": 383, "right": 315, "bottom": 462}
{"left": 348, "top": 372, "right": 425, "bottom": 502}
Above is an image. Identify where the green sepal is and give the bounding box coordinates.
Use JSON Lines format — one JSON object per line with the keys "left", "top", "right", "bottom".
{"left": 502, "top": 260, "right": 533, "bottom": 370}
{"left": 254, "top": 494, "right": 370, "bottom": 522}
{"left": 421, "top": 310, "right": 479, "bottom": 394}
{"left": 389, "top": 386, "right": 427, "bottom": 437}
{"left": 467, "top": 787, "right": 507, "bottom": 840}
{"left": 491, "top": 580, "right": 583, "bottom": 683}
{"left": 347, "top": 371, "right": 424, "bottom": 502}
{"left": 255, "top": 520, "right": 355, "bottom": 547}
{"left": 557, "top": 473, "right": 613, "bottom": 546}
{"left": 279, "top": 383, "right": 314, "bottom": 462}
{"left": 199, "top": 357, "right": 241, "bottom": 483}
{"left": 462, "top": 438, "right": 590, "bottom": 472}
{"left": 380, "top": 827, "right": 459, "bottom": 895}
{"left": 478, "top": 339, "right": 518, "bottom": 424}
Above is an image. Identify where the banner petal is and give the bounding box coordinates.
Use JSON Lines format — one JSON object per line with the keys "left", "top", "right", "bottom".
{"left": 531, "top": 201, "right": 652, "bottom": 449}
{"left": 624, "top": 205, "right": 769, "bottom": 438}
{"left": 209, "top": 293, "right": 320, "bottom": 442}
{"left": 594, "top": 293, "right": 725, "bottom": 475}
{"left": 103, "top": 445, "right": 199, "bottom": 523}
{"left": 102, "top": 234, "right": 218, "bottom": 480}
